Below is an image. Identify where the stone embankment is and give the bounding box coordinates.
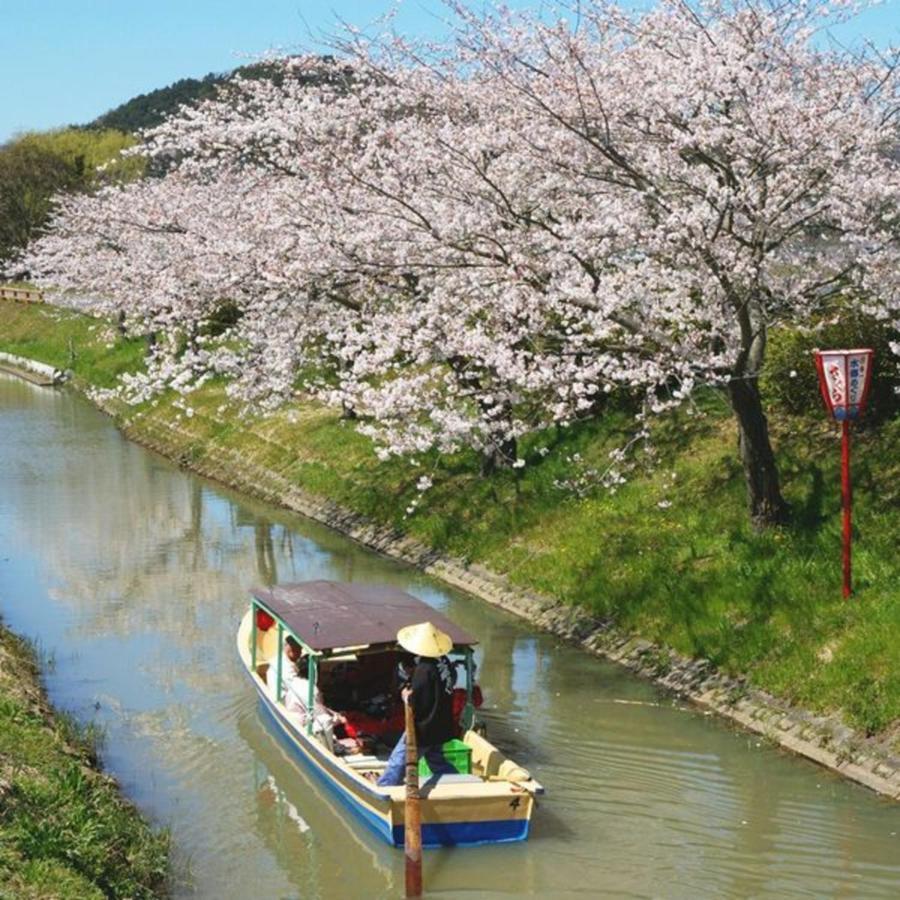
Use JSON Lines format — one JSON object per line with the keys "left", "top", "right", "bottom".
{"left": 0, "top": 350, "right": 67, "bottom": 386}
{"left": 105, "top": 405, "right": 900, "bottom": 802}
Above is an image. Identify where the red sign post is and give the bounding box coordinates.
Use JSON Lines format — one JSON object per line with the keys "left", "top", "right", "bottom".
{"left": 813, "top": 349, "right": 874, "bottom": 598}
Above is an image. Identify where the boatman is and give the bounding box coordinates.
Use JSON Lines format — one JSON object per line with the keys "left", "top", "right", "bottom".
{"left": 377, "top": 622, "right": 457, "bottom": 786}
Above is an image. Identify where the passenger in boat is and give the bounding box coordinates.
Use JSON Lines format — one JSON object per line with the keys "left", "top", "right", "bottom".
{"left": 269, "top": 637, "right": 345, "bottom": 736}
{"left": 377, "top": 622, "right": 458, "bottom": 786}
{"left": 451, "top": 659, "right": 483, "bottom": 734}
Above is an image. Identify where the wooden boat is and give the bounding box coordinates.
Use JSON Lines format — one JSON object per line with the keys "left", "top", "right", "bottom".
{"left": 236, "top": 580, "right": 543, "bottom": 847}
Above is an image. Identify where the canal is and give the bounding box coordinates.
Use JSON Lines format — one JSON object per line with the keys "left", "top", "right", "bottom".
{"left": 0, "top": 372, "right": 897, "bottom": 898}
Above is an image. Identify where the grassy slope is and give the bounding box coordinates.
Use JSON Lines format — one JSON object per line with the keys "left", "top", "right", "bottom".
{"left": 0, "top": 623, "right": 169, "bottom": 899}
{"left": 1, "top": 298, "right": 898, "bottom": 742}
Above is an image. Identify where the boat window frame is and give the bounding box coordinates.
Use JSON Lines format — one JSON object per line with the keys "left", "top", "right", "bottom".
{"left": 251, "top": 598, "right": 323, "bottom": 736}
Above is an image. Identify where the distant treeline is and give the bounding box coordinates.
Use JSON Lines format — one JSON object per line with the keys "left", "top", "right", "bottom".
{"left": 0, "top": 66, "right": 239, "bottom": 270}
{"left": 0, "top": 129, "right": 141, "bottom": 271}
{"left": 91, "top": 72, "right": 228, "bottom": 133}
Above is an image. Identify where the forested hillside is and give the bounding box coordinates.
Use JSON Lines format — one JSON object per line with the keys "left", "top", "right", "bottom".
{"left": 89, "top": 60, "right": 314, "bottom": 133}
{"left": 91, "top": 72, "right": 228, "bottom": 133}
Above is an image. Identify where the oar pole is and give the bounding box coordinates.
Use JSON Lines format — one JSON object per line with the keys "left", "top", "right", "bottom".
{"left": 404, "top": 698, "right": 423, "bottom": 897}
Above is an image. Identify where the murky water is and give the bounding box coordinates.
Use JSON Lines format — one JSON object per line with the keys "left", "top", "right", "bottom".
{"left": 0, "top": 372, "right": 898, "bottom": 898}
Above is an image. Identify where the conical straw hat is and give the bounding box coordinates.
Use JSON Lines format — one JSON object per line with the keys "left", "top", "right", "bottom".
{"left": 396, "top": 621, "right": 453, "bottom": 658}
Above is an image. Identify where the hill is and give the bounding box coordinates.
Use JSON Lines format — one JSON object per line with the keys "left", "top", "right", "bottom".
{"left": 90, "top": 71, "right": 229, "bottom": 133}
{"left": 89, "top": 59, "right": 328, "bottom": 134}
{"left": 0, "top": 128, "right": 139, "bottom": 268}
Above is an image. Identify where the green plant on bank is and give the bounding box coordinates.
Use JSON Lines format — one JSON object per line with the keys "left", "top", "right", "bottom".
{"left": 1, "top": 298, "right": 899, "bottom": 741}
{"left": 0, "top": 623, "right": 169, "bottom": 899}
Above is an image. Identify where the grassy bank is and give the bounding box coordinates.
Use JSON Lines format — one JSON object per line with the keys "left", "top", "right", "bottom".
{"left": 1, "top": 298, "right": 899, "bottom": 746}
{"left": 0, "top": 621, "right": 169, "bottom": 898}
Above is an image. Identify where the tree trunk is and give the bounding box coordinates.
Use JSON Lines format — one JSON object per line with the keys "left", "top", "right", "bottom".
{"left": 727, "top": 378, "right": 789, "bottom": 528}
{"left": 480, "top": 436, "right": 517, "bottom": 476}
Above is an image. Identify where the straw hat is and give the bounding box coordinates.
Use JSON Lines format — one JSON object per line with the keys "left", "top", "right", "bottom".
{"left": 396, "top": 621, "right": 453, "bottom": 658}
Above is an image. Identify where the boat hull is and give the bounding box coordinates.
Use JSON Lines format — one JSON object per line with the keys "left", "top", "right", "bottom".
{"left": 252, "top": 674, "right": 533, "bottom": 848}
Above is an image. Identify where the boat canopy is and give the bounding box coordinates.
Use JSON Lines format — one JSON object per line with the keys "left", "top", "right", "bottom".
{"left": 250, "top": 581, "right": 477, "bottom": 653}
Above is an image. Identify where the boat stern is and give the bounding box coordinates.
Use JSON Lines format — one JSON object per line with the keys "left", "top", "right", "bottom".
{"left": 388, "top": 781, "right": 536, "bottom": 848}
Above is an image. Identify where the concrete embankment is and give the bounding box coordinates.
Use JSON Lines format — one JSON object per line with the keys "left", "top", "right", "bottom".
{"left": 0, "top": 350, "right": 66, "bottom": 386}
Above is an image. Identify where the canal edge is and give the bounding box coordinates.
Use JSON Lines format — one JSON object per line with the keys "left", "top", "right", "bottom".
{"left": 0, "top": 616, "right": 171, "bottom": 893}
{"left": 0, "top": 350, "right": 68, "bottom": 386}
{"left": 23, "top": 370, "right": 898, "bottom": 803}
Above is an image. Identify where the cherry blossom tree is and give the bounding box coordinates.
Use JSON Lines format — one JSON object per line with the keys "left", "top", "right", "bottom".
{"left": 427, "top": 0, "right": 900, "bottom": 524}
{"left": 320, "top": 0, "right": 900, "bottom": 522}
{"left": 21, "top": 0, "right": 900, "bottom": 527}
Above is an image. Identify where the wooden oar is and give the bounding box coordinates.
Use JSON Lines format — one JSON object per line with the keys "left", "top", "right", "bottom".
{"left": 404, "top": 698, "right": 423, "bottom": 897}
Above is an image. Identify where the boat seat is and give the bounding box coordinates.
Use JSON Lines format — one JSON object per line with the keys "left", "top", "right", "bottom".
{"left": 463, "top": 729, "right": 531, "bottom": 782}
{"left": 425, "top": 773, "right": 482, "bottom": 785}
{"left": 462, "top": 729, "right": 504, "bottom": 778}
{"left": 344, "top": 755, "right": 383, "bottom": 768}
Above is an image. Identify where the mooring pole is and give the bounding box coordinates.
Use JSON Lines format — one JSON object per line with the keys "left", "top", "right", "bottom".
{"left": 841, "top": 419, "right": 852, "bottom": 599}
{"left": 404, "top": 699, "right": 423, "bottom": 897}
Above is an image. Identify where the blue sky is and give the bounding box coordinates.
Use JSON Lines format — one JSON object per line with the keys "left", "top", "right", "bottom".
{"left": 1, "top": 0, "right": 898, "bottom": 143}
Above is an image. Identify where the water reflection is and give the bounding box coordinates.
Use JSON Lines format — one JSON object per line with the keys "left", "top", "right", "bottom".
{"left": 241, "top": 707, "right": 394, "bottom": 898}
{"left": 1, "top": 372, "right": 899, "bottom": 898}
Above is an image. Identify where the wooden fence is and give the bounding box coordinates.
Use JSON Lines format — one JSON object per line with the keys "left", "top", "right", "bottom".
{"left": 0, "top": 285, "right": 44, "bottom": 303}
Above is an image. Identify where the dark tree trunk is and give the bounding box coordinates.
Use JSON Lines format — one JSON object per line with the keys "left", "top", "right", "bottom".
{"left": 480, "top": 436, "right": 517, "bottom": 476}
{"left": 727, "top": 378, "right": 789, "bottom": 528}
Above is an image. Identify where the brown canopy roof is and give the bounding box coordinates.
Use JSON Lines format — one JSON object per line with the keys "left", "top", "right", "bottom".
{"left": 250, "top": 581, "right": 477, "bottom": 652}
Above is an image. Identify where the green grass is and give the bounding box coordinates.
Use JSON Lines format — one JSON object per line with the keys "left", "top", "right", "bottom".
{"left": 0, "top": 299, "right": 145, "bottom": 389}
{"left": 2, "top": 298, "right": 899, "bottom": 741}
{"left": 0, "top": 624, "right": 169, "bottom": 899}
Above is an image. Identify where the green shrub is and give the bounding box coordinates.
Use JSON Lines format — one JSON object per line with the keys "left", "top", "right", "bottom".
{"left": 762, "top": 312, "right": 900, "bottom": 424}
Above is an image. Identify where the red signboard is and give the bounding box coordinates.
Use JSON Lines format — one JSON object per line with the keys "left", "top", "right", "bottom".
{"left": 814, "top": 349, "right": 874, "bottom": 421}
